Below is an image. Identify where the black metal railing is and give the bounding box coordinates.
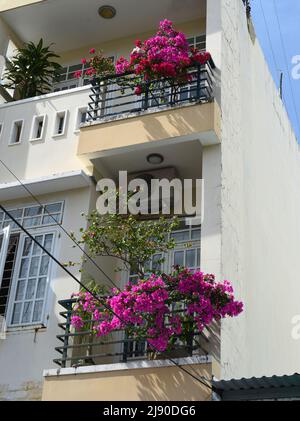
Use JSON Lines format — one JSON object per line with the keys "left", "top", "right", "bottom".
{"left": 86, "top": 61, "right": 214, "bottom": 123}
{"left": 54, "top": 298, "right": 209, "bottom": 368}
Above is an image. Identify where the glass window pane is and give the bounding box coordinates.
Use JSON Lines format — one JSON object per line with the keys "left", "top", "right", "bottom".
{"left": 24, "top": 206, "right": 43, "bottom": 217}
{"left": 19, "top": 258, "right": 29, "bottom": 278}
{"left": 21, "top": 302, "right": 33, "bottom": 323}
{"left": 39, "top": 256, "right": 50, "bottom": 276}
{"left": 174, "top": 251, "right": 184, "bottom": 266}
{"left": 197, "top": 248, "right": 200, "bottom": 267}
{"left": 45, "top": 203, "right": 62, "bottom": 213}
{"left": 32, "top": 301, "right": 43, "bottom": 322}
{"left": 25, "top": 279, "right": 36, "bottom": 299}
{"left": 23, "top": 216, "right": 42, "bottom": 228}
{"left": 15, "top": 280, "right": 26, "bottom": 301}
{"left": 11, "top": 303, "right": 22, "bottom": 324}
{"left": 32, "top": 236, "right": 43, "bottom": 255}
{"left": 43, "top": 234, "right": 53, "bottom": 253}
{"left": 42, "top": 214, "right": 60, "bottom": 225}
{"left": 152, "top": 254, "right": 162, "bottom": 271}
{"left": 29, "top": 256, "right": 40, "bottom": 277}
{"left": 36, "top": 278, "right": 46, "bottom": 299}
{"left": 191, "top": 229, "right": 201, "bottom": 240}
{"left": 171, "top": 231, "right": 189, "bottom": 241}
{"left": 186, "top": 249, "right": 196, "bottom": 268}
{"left": 23, "top": 238, "right": 32, "bottom": 256}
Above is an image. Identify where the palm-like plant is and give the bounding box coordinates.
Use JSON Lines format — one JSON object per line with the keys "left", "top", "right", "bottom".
{"left": 3, "top": 39, "right": 62, "bottom": 99}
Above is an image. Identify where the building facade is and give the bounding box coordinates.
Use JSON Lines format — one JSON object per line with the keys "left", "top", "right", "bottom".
{"left": 0, "top": 0, "right": 299, "bottom": 401}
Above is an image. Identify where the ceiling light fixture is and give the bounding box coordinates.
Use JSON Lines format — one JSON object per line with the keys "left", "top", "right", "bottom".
{"left": 98, "top": 5, "right": 116, "bottom": 19}
{"left": 147, "top": 153, "right": 164, "bottom": 165}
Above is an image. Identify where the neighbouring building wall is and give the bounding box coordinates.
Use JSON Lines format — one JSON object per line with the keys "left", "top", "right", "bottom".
{"left": 0, "top": 187, "right": 92, "bottom": 400}
{"left": 220, "top": 0, "right": 300, "bottom": 379}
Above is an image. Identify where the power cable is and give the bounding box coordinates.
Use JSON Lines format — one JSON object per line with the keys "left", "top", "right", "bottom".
{"left": 272, "top": 0, "right": 300, "bottom": 139}
{"left": 0, "top": 158, "right": 121, "bottom": 291}
{"left": 0, "top": 203, "right": 212, "bottom": 390}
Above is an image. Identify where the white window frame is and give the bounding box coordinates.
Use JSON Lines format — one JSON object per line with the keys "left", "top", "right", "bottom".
{"left": 53, "top": 110, "right": 68, "bottom": 138}
{"left": 0, "top": 225, "right": 11, "bottom": 288}
{"left": 0, "top": 201, "right": 64, "bottom": 232}
{"left": 74, "top": 106, "right": 88, "bottom": 132}
{"left": 9, "top": 119, "right": 24, "bottom": 145}
{"left": 6, "top": 228, "right": 57, "bottom": 328}
{"left": 30, "top": 114, "right": 46, "bottom": 142}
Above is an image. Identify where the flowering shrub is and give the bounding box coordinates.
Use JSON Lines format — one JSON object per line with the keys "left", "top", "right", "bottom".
{"left": 71, "top": 268, "right": 243, "bottom": 353}
{"left": 115, "top": 19, "right": 211, "bottom": 95}
{"left": 74, "top": 49, "right": 115, "bottom": 79}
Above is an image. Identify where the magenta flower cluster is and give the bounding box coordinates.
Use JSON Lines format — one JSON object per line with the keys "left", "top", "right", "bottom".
{"left": 71, "top": 268, "right": 243, "bottom": 353}
{"left": 115, "top": 19, "right": 211, "bottom": 95}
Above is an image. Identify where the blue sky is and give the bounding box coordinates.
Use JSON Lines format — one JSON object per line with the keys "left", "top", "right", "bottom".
{"left": 251, "top": 0, "right": 300, "bottom": 141}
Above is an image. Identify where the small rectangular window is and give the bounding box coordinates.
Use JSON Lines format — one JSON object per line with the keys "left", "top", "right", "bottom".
{"left": 53, "top": 111, "right": 67, "bottom": 137}
{"left": 30, "top": 115, "right": 46, "bottom": 141}
{"left": 75, "top": 107, "right": 87, "bottom": 131}
{"left": 10, "top": 120, "right": 23, "bottom": 144}
{"left": 0, "top": 123, "right": 3, "bottom": 138}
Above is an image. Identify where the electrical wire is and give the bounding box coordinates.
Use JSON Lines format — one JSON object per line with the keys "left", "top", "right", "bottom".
{"left": 0, "top": 203, "right": 212, "bottom": 390}
{"left": 0, "top": 158, "right": 121, "bottom": 292}
{"left": 259, "top": 0, "right": 281, "bottom": 78}
{"left": 272, "top": 0, "right": 300, "bottom": 139}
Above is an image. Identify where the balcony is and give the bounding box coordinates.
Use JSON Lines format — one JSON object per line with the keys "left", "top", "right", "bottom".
{"left": 78, "top": 61, "right": 220, "bottom": 162}
{"left": 42, "top": 297, "right": 217, "bottom": 401}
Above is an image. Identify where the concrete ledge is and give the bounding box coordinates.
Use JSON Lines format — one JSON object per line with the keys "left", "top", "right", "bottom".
{"left": 43, "top": 355, "right": 212, "bottom": 378}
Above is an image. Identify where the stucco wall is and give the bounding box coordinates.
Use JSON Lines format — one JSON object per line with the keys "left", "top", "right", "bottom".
{"left": 220, "top": 0, "right": 300, "bottom": 379}
{"left": 42, "top": 360, "right": 212, "bottom": 401}
{"left": 0, "top": 187, "right": 93, "bottom": 400}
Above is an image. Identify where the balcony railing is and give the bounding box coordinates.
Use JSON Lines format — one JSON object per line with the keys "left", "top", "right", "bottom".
{"left": 86, "top": 62, "right": 214, "bottom": 123}
{"left": 54, "top": 298, "right": 210, "bottom": 368}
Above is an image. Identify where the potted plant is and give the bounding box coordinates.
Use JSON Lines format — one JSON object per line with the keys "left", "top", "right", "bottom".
{"left": 3, "top": 38, "right": 62, "bottom": 100}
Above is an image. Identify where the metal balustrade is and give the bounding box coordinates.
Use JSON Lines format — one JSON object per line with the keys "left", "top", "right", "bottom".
{"left": 86, "top": 61, "right": 215, "bottom": 123}
{"left": 54, "top": 298, "right": 210, "bottom": 368}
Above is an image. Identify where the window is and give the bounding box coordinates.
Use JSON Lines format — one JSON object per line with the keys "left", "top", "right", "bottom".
{"left": 10, "top": 120, "right": 23, "bottom": 144}
{"left": 9, "top": 232, "right": 55, "bottom": 326}
{"left": 128, "top": 218, "right": 201, "bottom": 283}
{"left": 75, "top": 107, "right": 87, "bottom": 131}
{"left": 53, "top": 111, "right": 67, "bottom": 137}
{"left": 0, "top": 202, "right": 64, "bottom": 231}
{"left": 30, "top": 115, "right": 46, "bottom": 141}
{"left": 0, "top": 234, "right": 19, "bottom": 318}
{"left": 0, "top": 123, "right": 3, "bottom": 139}
{"left": 0, "top": 202, "right": 64, "bottom": 326}
{"left": 187, "top": 34, "right": 206, "bottom": 51}
{"left": 53, "top": 57, "right": 114, "bottom": 92}
{"left": 0, "top": 226, "right": 11, "bottom": 286}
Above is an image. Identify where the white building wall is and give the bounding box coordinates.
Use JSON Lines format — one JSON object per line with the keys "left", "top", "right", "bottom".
{"left": 0, "top": 187, "right": 93, "bottom": 400}
{"left": 220, "top": 0, "right": 300, "bottom": 379}
{"left": 0, "top": 87, "right": 91, "bottom": 184}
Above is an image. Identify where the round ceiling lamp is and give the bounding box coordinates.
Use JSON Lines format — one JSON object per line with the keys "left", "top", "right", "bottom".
{"left": 147, "top": 153, "right": 164, "bottom": 165}
{"left": 98, "top": 5, "right": 116, "bottom": 19}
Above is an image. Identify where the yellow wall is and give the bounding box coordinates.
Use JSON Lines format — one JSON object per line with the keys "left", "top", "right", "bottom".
{"left": 59, "top": 19, "right": 206, "bottom": 66}
{"left": 0, "top": 0, "right": 44, "bottom": 12}
{"left": 78, "top": 102, "right": 221, "bottom": 159}
{"left": 42, "top": 363, "right": 212, "bottom": 401}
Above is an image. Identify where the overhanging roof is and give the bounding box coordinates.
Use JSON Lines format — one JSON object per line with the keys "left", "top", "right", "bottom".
{"left": 213, "top": 373, "right": 300, "bottom": 401}
{"left": 0, "top": 170, "right": 93, "bottom": 201}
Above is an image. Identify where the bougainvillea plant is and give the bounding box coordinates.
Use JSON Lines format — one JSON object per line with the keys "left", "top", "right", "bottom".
{"left": 71, "top": 267, "right": 243, "bottom": 353}
{"left": 74, "top": 48, "right": 115, "bottom": 79}
{"left": 115, "top": 19, "right": 211, "bottom": 95}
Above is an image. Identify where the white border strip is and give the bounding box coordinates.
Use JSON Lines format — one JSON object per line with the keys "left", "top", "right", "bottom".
{"left": 43, "top": 355, "right": 212, "bottom": 378}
